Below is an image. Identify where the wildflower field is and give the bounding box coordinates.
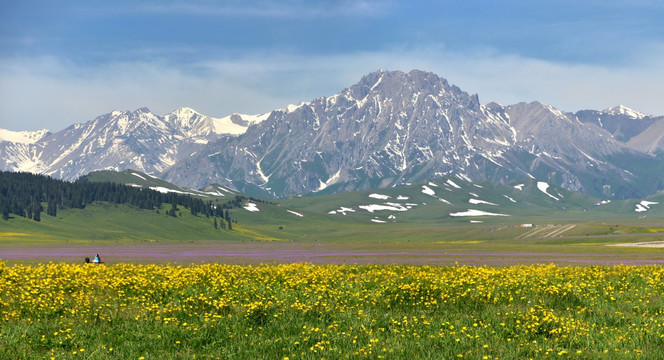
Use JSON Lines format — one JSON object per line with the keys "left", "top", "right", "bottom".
{"left": 2, "top": 262, "right": 664, "bottom": 359}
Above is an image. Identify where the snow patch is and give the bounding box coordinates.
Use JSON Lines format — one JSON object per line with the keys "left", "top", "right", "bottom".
{"left": 503, "top": 195, "right": 517, "bottom": 203}
{"left": 315, "top": 170, "right": 341, "bottom": 192}
{"left": 150, "top": 186, "right": 186, "bottom": 194}
{"left": 287, "top": 210, "right": 304, "bottom": 217}
{"left": 359, "top": 204, "right": 409, "bottom": 213}
{"left": 537, "top": 182, "right": 560, "bottom": 201}
{"left": 469, "top": 199, "right": 498, "bottom": 206}
{"left": 130, "top": 172, "right": 146, "bottom": 181}
{"left": 244, "top": 202, "right": 259, "bottom": 212}
{"left": 371, "top": 218, "right": 387, "bottom": 223}
{"left": 369, "top": 193, "right": 391, "bottom": 200}
{"left": 446, "top": 179, "right": 461, "bottom": 189}
{"left": 422, "top": 185, "right": 436, "bottom": 196}
{"left": 450, "top": 209, "right": 510, "bottom": 217}
{"left": 0, "top": 128, "right": 49, "bottom": 144}
{"left": 603, "top": 105, "right": 649, "bottom": 119}
{"left": 397, "top": 195, "right": 409, "bottom": 200}
{"left": 635, "top": 201, "right": 659, "bottom": 213}
{"left": 328, "top": 207, "right": 355, "bottom": 215}
{"left": 514, "top": 184, "right": 525, "bottom": 191}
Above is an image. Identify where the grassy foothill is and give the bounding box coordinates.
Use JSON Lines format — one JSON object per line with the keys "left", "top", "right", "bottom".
{"left": 2, "top": 262, "right": 664, "bottom": 359}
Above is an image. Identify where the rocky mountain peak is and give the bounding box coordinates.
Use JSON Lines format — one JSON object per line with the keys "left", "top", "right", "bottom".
{"left": 0, "top": 128, "right": 51, "bottom": 144}
{"left": 3, "top": 70, "right": 664, "bottom": 200}
{"left": 602, "top": 105, "right": 650, "bottom": 119}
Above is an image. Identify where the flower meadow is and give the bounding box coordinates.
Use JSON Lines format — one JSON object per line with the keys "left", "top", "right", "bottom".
{"left": 1, "top": 262, "right": 664, "bottom": 359}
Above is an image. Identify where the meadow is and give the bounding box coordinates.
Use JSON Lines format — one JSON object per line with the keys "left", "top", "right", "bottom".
{"left": 2, "top": 262, "right": 664, "bottom": 359}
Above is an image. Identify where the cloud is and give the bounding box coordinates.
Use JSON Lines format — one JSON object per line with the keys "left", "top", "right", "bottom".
{"left": 1, "top": 44, "right": 663, "bottom": 132}
{"left": 138, "top": 0, "right": 394, "bottom": 19}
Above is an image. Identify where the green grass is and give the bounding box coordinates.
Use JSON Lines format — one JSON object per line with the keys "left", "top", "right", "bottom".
{"left": 3, "top": 263, "right": 664, "bottom": 359}
{"left": 3, "top": 175, "right": 664, "bottom": 263}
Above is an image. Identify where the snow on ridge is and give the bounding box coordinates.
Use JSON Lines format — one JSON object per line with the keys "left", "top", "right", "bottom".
{"left": 537, "top": 181, "right": 559, "bottom": 201}
{"left": 603, "top": 105, "right": 649, "bottom": 119}
{"left": 149, "top": 186, "right": 187, "bottom": 194}
{"left": 0, "top": 128, "right": 49, "bottom": 144}
{"left": 281, "top": 102, "right": 309, "bottom": 113}
{"left": 244, "top": 202, "right": 259, "bottom": 212}
{"left": 315, "top": 170, "right": 341, "bottom": 192}
{"left": 450, "top": 209, "right": 510, "bottom": 217}
{"left": 369, "top": 193, "right": 391, "bottom": 200}
{"left": 130, "top": 172, "right": 146, "bottom": 181}
{"left": 469, "top": 198, "right": 498, "bottom": 206}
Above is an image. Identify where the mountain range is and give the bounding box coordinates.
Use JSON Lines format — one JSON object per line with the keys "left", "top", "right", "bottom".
{"left": 2, "top": 70, "right": 664, "bottom": 199}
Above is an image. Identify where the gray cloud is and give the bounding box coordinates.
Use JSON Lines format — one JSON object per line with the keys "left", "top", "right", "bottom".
{"left": 138, "top": 0, "right": 394, "bottom": 19}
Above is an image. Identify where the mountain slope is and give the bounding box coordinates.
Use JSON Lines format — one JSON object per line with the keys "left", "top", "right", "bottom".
{"left": 0, "top": 108, "right": 268, "bottom": 180}
{"left": 3, "top": 70, "right": 664, "bottom": 200}
{"left": 165, "top": 70, "right": 660, "bottom": 199}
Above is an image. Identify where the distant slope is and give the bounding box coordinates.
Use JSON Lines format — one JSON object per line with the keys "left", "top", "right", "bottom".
{"left": 82, "top": 169, "right": 236, "bottom": 198}
{"left": 0, "top": 108, "right": 269, "bottom": 180}
{"left": 3, "top": 170, "right": 664, "bottom": 246}
{"left": 281, "top": 175, "right": 664, "bottom": 225}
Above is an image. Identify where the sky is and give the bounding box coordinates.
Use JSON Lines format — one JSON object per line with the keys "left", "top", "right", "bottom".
{"left": 1, "top": 0, "right": 663, "bottom": 132}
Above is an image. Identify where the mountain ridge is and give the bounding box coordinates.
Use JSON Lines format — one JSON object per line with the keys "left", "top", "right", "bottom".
{"left": 2, "top": 70, "right": 664, "bottom": 199}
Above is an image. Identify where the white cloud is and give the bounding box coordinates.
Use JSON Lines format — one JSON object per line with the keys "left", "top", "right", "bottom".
{"left": 1, "top": 44, "right": 663, "bottom": 132}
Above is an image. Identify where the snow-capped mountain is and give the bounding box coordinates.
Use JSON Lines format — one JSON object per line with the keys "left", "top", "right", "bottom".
{"left": 603, "top": 105, "right": 650, "bottom": 119}
{"left": 163, "top": 70, "right": 663, "bottom": 199}
{"left": 0, "top": 107, "right": 268, "bottom": 179}
{"left": 2, "top": 70, "right": 663, "bottom": 199}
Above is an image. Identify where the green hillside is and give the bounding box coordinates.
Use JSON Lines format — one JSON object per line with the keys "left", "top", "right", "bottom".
{"left": 0, "top": 173, "right": 664, "bottom": 263}
{"left": 4, "top": 171, "right": 664, "bottom": 254}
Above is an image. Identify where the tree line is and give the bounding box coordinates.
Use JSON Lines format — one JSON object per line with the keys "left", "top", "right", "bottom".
{"left": 0, "top": 171, "right": 251, "bottom": 227}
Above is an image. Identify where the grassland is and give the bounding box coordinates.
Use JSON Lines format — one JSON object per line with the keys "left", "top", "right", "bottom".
{"left": 3, "top": 262, "right": 664, "bottom": 359}
{"left": 3, "top": 196, "right": 664, "bottom": 265}
{"left": 4, "top": 178, "right": 664, "bottom": 359}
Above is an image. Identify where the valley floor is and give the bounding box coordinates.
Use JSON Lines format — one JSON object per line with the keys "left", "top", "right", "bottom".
{"left": 5, "top": 241, "right": 664, "bottom": 266}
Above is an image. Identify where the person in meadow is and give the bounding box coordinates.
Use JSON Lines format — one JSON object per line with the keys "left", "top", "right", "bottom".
{"left": 93, "top": 254, "right": 101, "bottom": 263}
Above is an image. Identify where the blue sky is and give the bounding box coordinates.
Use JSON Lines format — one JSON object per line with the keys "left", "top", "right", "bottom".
{"left": 1, "top": 0, "right": 663, "bottom": 131}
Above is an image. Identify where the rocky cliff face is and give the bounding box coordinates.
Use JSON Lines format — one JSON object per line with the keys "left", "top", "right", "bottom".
{"left": 164, "top": 70, "right": 661, "bottom": 199}
{"left": 0, "top": 107, "right": 267, "bottom": 180}
{"left": 2, "top": 70, "right": 663, "bottom": 199}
